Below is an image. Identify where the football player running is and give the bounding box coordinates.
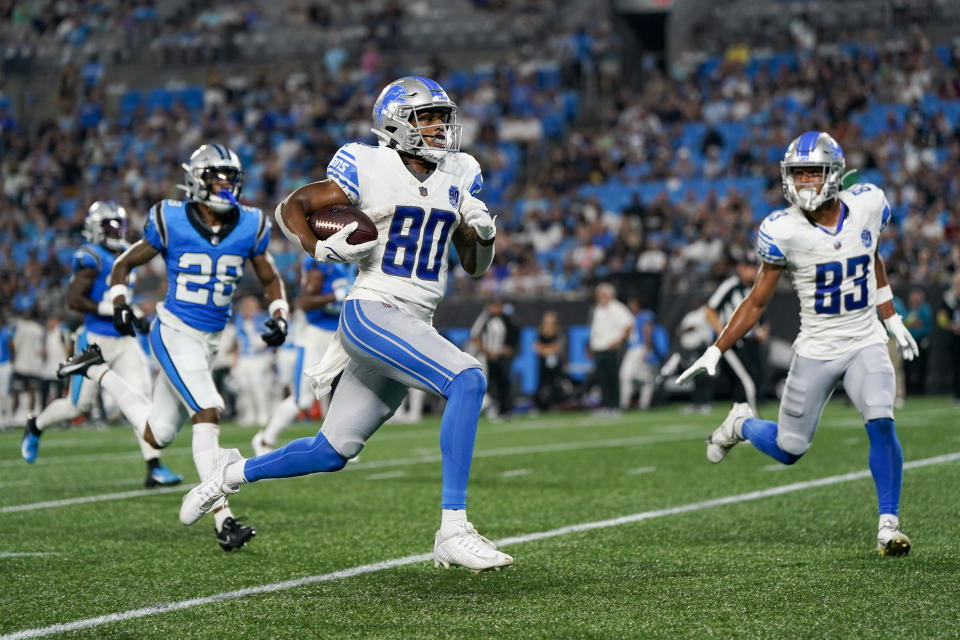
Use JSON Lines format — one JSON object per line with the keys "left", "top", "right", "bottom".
{"left": 179, "top": 76, "right": 513, "bottom": 572}
{"left": 677, "top": 131, "right": 918, "bottom": 556}
{"left": 251, "top": 260, "right": 355, "bottom": 455}
{"left": 20, "top": 201, "right": 181, "bottom": 489}
{"left": 59, "top": 145, "right": 289, "bottom": 551}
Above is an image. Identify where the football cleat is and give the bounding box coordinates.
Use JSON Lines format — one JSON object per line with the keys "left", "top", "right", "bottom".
{"left": 57, "top": 344, "right": 105, "bottom": 379}
{"left": 877, "top": 516, "right": 911, "bottom": 557}
{"left": 179, "top": 448, "right": 243, "bottom": 526}
{"left": 433, "top": 522, "right": 514, "bottom": 573}
{"left": 251, "top": 430, "right": 274, "bottom": 457}
{"left": 217, "top": 516, "right": 256, "bottom": 552}
{"left": 20, "top": 416, "right": 41, "bottom": 463}
{"left": 707, "top": 402, "right": 753, "bottom": 463}
{"left": 145, "top": 464, "right": 183, "bottom": 488}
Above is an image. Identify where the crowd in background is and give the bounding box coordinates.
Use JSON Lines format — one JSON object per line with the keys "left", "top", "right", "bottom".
{"left": 1, "top": 1, "right": 960, "bottom": 424}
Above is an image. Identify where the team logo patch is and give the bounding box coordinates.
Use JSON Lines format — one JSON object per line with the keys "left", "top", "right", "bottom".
{"left": 449, "top": 186, "right": 460, "bottom": 208}
{"left": 419, "top": 186, "right": 428, "bottom": 197}
{"left": 833, "top": 241, "right": 842, "bottom": 250}
{"left": 861, "top": 230, "right": 872, "bottom": 248}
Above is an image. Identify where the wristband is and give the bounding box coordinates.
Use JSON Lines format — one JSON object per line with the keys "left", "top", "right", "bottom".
{"left": 876, "top": 285, "right": 893, "bottom": 305}
{"left": 268, "top": 298, "right": 290, "bottom": 319}
{"left": 97, "top": 300, "right": 114, "bottom": 316}
{"left": 109, "top": 284, "right": 130, "bottom": 303}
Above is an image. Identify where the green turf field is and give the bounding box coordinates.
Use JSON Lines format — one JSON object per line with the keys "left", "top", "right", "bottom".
{"left": 1, "top": 397, "right": 959, "bottom": 639}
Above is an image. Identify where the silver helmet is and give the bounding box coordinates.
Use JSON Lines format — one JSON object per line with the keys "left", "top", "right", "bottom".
{"left": 371, "top": 76, "right": 462, "bottom": 163}
{"left": 780, "top": 131, "right": 845, "bottom": 212}
{"left": 178, "top": 144, "right": 243, "bottom": 213}
{"left": 82, "top": 200, "right": 129, "bottom": 251}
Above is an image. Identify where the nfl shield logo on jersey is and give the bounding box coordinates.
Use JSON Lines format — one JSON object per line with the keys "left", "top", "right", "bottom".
{"left": 834, "top": 241, "right": 842, "bottom": 250}
{"left": 861, "top": 230, "right": 872, "bottom": 248}
{"left": 419, "top": 186, "right": 428, "bottom": 197}
{"left": 449, "top": 186, "right": 460, "bottom": 209}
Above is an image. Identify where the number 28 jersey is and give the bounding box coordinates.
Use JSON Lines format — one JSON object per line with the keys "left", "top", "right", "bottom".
{"left": 756, "top": 183, "right": 892, "bottom": 360}
{"left": 326, "top": 143, "right": 483, "bottom": 322}
{"left": 143, "top": 199, "right": 271, "bottom": 333}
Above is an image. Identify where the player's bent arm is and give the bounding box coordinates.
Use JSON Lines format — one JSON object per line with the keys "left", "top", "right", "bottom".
{"left": 873, "top": 248, "right": 895, "bottom": 320}
{"left": 250, "top": 251, "right": 288, "bottom": 319}
{"left": 276, "top": 180, "right": 351, "bottom": 257}
{"left": 452, "top": 224, "right": 495, "bottom": 277}
{"left": 298, "top": 270, "right": 336, "bottom": 310}
{"left": 66, "top": 268, "right": 100, "bottom": 315}
{"left": 109, "top": 240, "right": 159, "bottom": 304}
{"left": 713, "top": 261, "right": 784, "bottom": 353}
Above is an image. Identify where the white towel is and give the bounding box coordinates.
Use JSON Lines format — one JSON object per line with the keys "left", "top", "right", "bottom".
{"left": 304, "top": 331, "right": 350, "bottom": 398}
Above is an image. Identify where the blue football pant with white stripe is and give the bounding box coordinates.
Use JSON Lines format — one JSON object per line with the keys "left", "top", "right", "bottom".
{"left": 244, "top": 300, "right": 485, "bottom": 509}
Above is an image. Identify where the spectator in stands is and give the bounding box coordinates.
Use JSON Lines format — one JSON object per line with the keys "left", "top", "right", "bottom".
{"left": 588, "top": 283, "right": 634, "bottom": 414}
{"left": 533, "top": 311, "right": 567, "bottom": 412}
{"left": 937, "top": 272, "right": 960, "bottom": 404}
{"left": 902, "top": 287, "right": 932, "bottom": 396}
{"left": 470, "top": 300, "right": 519, "bottom": 419}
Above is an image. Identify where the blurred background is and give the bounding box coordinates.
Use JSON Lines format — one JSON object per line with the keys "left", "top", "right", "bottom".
{"left": 1, "top": 0, "right": 959, "bottom": 424}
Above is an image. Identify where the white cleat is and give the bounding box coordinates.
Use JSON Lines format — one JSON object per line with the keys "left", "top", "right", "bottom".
{"left": 179, "top": 448, "right": 243, "bottom": 526}
{"left": 251, "top": 431, "right": 274, "bottom": 457}
{"left": 433, "top": 522, "right": 514, "bottom": 573}
{"left": 706, "top": 402, "right": 753, "bottom": 463}
{"left": 877, "top": 515, "right": 911, "bottom": 556}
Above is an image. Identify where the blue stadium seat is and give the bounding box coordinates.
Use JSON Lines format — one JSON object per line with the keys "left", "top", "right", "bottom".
{"left": 566, "top": 325, "right": 591, "bottom": 382}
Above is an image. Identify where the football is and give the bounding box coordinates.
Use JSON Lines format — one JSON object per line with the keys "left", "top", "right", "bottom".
{"left": 307, "top": 204, "right": 378, "bottom": 245}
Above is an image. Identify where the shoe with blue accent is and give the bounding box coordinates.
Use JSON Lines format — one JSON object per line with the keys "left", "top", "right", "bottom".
{"left": 216, "top": 516, "right": 256, "bottom": 552}
{"left": 20, "top": 416, "right": 40, "bottom": 463}
{"left": 57, "top": 344, "right": 104, "bottom": 379}
{"left": 145, "top": 464, "right": 183, "bottom": 488}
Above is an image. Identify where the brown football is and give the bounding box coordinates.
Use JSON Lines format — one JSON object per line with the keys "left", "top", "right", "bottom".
{"left": 307, "top": 204, "right": 378, "bottom": 245}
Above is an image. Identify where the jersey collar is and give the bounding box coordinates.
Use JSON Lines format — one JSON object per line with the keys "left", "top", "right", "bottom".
{"left": 806, "top": 202, "right": 847, "bottom": 236}
{"left": 185, "top": 202, "right": 240, "bottom": 245}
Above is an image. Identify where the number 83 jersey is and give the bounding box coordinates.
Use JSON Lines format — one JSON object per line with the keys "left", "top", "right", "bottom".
{"left": 143, "top": 199, "right": 271, "bottom": 333}
{"left": 326, "top": 143, "right": 483, "bottom": 322}
{"left": 756, "top": 183, "right": 892, "bottom": 360}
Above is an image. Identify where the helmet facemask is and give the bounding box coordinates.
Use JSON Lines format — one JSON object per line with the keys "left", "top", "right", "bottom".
{"left": 82, "top": 201, "right": 129, "bottom": 252}
{"left": 178, "top": 144, "right": 244, "bottom": 215}
{"left": 371, "top": 77, "right": 462, "bottom": 164}
{"left": 780, "top": 132, "right": 845, "bottom": 212}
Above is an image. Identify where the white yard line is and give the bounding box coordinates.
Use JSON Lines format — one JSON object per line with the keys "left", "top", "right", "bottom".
{"left": 0, "top": 448, "right": 193, "bottom": 468}
{"left": 626, "top": 466, "right": 656, "bottom": 475}
{"left": 3, "top": 451, "right": 958, "bottom": 640}
{"left": 1, "top": 432, "right": 698, "bottom": 513}
{"left": 0, "top": 552, "right": 58, "bottom": 558}
{"left": 499, "top": 468, "right": 531, "bottom": 478}
{"left": 366, "top": 471, "right": 405, "bottom": 481}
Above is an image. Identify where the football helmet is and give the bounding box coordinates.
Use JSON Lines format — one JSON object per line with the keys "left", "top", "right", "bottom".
{"left": 371, "top": 76, "right": 462, "bottom": 163}
{"left": 178, "top": 144, "right": 243, "bottom": 213}
{"left": 780, "top": 131, "right": 845, "bottom": 212}
{"left": 82, "top": 200, "right": 129, "bottom": 251}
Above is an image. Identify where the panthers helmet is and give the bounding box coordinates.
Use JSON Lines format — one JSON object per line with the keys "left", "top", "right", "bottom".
{"left": 780, "top": 131, "right": 845, "bottom": 212}
{"left": 178, "top": 144, "right": 243, "bottom": 213}
{"left": 82, "top": 200, "right": 129, "bottom": 251}
{"left": 371, "top": 76, "right": 462, "bottom": 163}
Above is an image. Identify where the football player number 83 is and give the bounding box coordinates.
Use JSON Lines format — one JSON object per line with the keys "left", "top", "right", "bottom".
{"left": 814, "top": 254, "right": 869, "bottom": 314}
{"left": 381, "top": 206, "right": 457, "bottom": 281}
{"left": 175, "top": 252, "right": 244, "bottom": 306}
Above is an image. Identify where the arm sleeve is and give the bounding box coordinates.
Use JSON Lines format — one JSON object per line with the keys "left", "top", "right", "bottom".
{"left": 326, "top": 144, "right": 361, "bottom": 206}
{"left": 756, "top": 218, "right": 787, "bottom": 266}
{"left": 142, "top": 203, "right": 166, "bottom": 252}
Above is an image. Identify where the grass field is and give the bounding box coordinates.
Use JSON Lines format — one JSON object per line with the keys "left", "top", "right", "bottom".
{"left": 1, "top": 397, "right": 959, "bottom": 639}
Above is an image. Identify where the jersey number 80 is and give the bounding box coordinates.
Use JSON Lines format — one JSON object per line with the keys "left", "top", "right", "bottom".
{"left": 381, "top": 206, "right": 457, "bottom": 281}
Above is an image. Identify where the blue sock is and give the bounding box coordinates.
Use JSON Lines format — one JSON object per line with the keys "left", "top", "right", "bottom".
{"left": 439, "top": 368, "right": 485, "bottom": 509}
{"left": 243, "top": 432, "right": 347, "bottom": 482}
{"left": 865, "top": 417, "right": 902, "bottom": 516}
{"left": 741, "top": 418, "right": 802, "bottom": 465}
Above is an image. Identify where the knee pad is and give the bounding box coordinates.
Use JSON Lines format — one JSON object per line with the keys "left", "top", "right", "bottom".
{"left": 776, "top": 432, "right": 809, "bottom": 462}
{"left": 447, "top": 367, "right": 486, "bottom": 400}
{"left": 148, "top": 419, "right": 180, "bottom": 448}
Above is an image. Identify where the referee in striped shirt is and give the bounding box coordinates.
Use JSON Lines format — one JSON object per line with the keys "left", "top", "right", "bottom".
{"left": 705, "top": 253, "right": 769, "bottom": 415}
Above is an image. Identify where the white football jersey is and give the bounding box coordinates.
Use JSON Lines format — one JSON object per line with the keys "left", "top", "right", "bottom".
{"left": 756, "top": 183, "right": 892, "bottom": 360}
{"left": 326, "top": 143, "right": 483, "bottom": 322}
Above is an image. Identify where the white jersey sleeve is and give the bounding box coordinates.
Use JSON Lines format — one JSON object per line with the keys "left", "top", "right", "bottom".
{"left": 838, "top": 183, "right": 891, "bottom": 233}
{"left": 756, "top": 210, "right": 790, "bottom": 265}
{"left": 326, "top": 144, "right": 363, "bottom": 206}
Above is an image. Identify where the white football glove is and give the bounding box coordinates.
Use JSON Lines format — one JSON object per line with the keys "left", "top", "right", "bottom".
{"left": 883, "top": 315, "right": 919, "bottom": 361}
{"left": 314, "top": 221, "right": 377, "bottom": 264}
{"left": 675, "top": 345, "right": 722, "bottom": 385}
{"left": 460, "top": 195, "right": 497, "bottom": 241}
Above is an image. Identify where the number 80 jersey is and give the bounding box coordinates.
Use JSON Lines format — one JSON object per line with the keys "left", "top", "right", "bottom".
{"left": 326, "top": 143, "right": 483, "bottom": 322}
{"left": 143, "top": 199, "right": 271, "bottom": 333}
{"left": 756, "top": 183, "right": 892, "bottom": 360}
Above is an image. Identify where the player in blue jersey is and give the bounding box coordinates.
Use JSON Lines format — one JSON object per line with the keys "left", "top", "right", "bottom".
{"left": 0, "top": 308, "right": 15, "bottom": 429}
{"left": 59, "top": 145, "right": 289, "bottom": 551}
{"left": 20, "top": 202, "right": 181, "bottom": 488}
{"left": 179, "top": 77, "right": 513, "bottom": 572}
{"left": 252, "top": 259, "right": 355, "bottom": 455}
